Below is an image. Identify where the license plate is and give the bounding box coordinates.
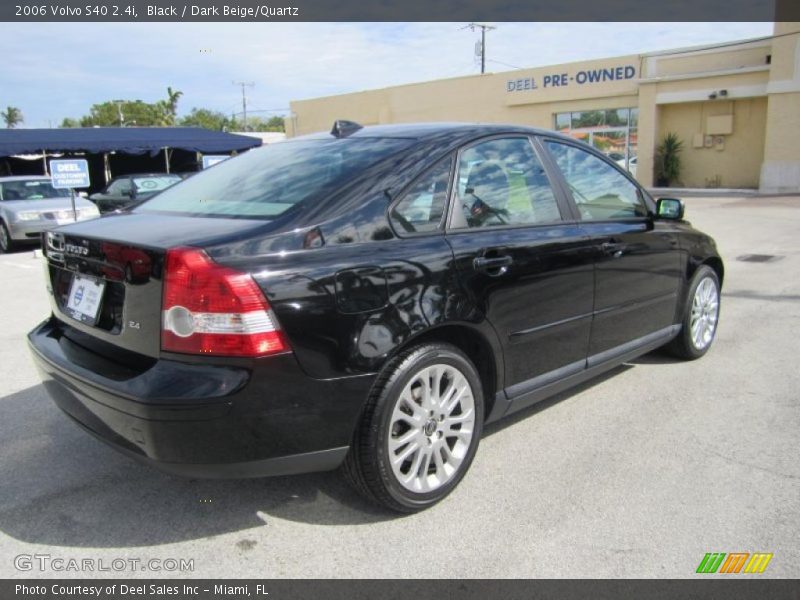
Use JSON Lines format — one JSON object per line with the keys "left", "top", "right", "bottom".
{"left": 66, "top": 274, "right": 105, "bottom": 325}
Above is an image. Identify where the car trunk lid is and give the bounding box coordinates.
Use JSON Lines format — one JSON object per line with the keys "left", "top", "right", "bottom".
{"left": 43, "top": 212, "right": 274, "bottom": 358}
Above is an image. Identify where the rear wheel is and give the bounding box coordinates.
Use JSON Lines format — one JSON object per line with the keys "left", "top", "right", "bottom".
{"left": 0, "top": 221, "right": 14, "bottom": 253}
{"left": 343, "top": 343, "right": 484, "bottom": 513}
{"left": 667, "top": 265, "right": 720, "bottom": 359}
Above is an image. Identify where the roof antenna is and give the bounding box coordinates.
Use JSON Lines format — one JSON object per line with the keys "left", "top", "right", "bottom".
{"left": 331, "top": 120, "right": 363, "bottom": 138}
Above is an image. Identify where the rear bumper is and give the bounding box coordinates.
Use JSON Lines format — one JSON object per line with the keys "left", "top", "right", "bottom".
{"left": 28, "top": 317, "right": 372, "bottom": 478}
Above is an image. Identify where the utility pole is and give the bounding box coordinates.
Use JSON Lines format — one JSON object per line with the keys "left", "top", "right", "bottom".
{"left": 113, "top": 100, "right": 125, "bottom": 126}
{"left": 233, "top": 81, "right": 254, "bottom": 131}
{"left": 467, "top": 23, "right": 496, "bottom": 74}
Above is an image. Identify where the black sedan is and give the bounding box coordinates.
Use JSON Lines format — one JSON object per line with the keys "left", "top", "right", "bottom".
{"left": 28, "top": 122, "right": 722, "bottom": 512}
{"left": 89, "top": 173, "right": 182, "bottom": 213}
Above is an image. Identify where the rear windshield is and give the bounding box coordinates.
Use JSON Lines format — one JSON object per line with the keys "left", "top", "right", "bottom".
{"left": 0, "top": 179, "right": 70, "bottom": 201}
{"left": 136, "top": 138, "right": 413, "bottom": 219}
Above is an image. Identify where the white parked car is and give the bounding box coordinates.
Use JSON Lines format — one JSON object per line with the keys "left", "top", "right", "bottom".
{"left": 0, "top": 176, "right": 100, "bottom": 252}
{"left": 616, "top": 156, "right": 637, "bottom": 177}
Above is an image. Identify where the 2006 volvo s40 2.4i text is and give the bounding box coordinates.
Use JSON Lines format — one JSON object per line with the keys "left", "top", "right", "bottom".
{"left": 28, "top": 122, "right": 723, "bottom": 512}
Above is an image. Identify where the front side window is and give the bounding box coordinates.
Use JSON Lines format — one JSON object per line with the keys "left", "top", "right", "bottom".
{"left": 544, "top": 141, "right": 646, "bottom": 220}
{"left": 455, "top": 137, "right": 561, "bottom": 228}
{"left": 390, "top": 158, "right": 451, "bottom": 234}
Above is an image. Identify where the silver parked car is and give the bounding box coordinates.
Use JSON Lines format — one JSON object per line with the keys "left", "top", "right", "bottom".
{"left": 0, "top": 176, "right": 100, "bottom": 252}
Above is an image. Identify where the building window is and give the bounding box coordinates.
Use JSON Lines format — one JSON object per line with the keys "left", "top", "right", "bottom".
{"left": 554, "top": 108, "right": 638, "bottom": 176}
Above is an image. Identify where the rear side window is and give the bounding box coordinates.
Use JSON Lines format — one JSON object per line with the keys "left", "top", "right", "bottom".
{"left": 137, "top": 138, "right": 413, "bottom": 219}
{"left": 455, "top": 137, "right": 561, "bottom": 228}
{"left": 390, "top": 158, "right": 452, "bottom": 234}
{"left": 544, "top": 141, "right": 646, "bottom": 220}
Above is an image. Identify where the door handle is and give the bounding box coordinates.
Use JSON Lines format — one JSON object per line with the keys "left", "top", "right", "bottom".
{"left": 600, "top": 242, "right": 625, "bottom": 258}
{"left": 473, "top": 255, "right": 513, "bottom": 275}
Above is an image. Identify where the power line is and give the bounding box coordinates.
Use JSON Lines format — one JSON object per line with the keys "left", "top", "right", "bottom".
{"left": 487, "top": 58, "right": 524, "bottom": 70}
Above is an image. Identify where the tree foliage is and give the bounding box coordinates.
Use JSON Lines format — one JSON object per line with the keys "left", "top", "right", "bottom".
{"left": 59, "top": 87, "right": 286, "bottom": 133}
{"left": 79, "top": 99, "right": 170, "bottom": 127}
{"left": 179, "top": 108, "right": 233, "bottom": 131}
{"left": 62, "top": 87, "right": 183, "bottom": 127}
{"left": 234, "top": 115, "right": 285, "bottom": 132}
{"left": 2, "top": 106, "right": 23, "bottom": 128}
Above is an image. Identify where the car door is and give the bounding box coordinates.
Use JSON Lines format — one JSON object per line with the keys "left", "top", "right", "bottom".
{"left": 541, "top": 139, "right": 682, "bottom": 363}
{"left": 445, "top": 135, "right": 596, "bottom": 398}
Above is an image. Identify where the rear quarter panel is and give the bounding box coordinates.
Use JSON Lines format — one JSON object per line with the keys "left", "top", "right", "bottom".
{"left": 217, "top": 234, "right": 502, "bottom": 381}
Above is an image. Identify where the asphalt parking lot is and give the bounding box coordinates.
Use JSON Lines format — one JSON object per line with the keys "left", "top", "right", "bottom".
{"left": 0, "top": 195, "right": 798, "bottom": 579}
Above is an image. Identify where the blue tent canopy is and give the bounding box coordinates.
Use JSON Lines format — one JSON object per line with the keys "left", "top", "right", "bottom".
{"left": 0, "top": 127, "right": 261, "bottom": 157}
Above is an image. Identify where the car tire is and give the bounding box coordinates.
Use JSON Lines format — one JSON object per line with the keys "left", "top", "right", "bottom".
{"left": 343, "top": 342, "right": 484, "bottom": 513}
{"left": 666, "top": 265, "right": 720, "bottom": 360}
{"left": 0, "top": 221, "right": 14, "bottom": 253}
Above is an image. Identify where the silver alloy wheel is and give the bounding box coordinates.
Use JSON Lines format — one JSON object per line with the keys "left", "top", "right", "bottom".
{"left": 387, "top": 363, "right": 476, "bottom": 493}
{"left": 0, "top": 225, "right": 8, "bottom": 251}
{"left": 690, "top": 276, "right": 719, "bottom": 350}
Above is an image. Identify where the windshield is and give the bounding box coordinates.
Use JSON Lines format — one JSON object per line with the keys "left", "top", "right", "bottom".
{"left": 0, "top": 179, "right": 70, "bottom": 201}
{"left": 133, "top": 175, "right": 181, "bottom": 193}
{"left": 136, "top": 138, "right": 413, "bottom": 219}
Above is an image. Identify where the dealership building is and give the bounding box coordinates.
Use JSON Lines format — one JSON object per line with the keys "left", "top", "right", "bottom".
{"left": 288, "top": 22, "right": 800, "bottom": 193}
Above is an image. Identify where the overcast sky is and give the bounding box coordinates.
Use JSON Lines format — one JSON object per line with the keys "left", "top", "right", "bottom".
{"left": 1, "top": 22, "right": 773, "bottom": 128}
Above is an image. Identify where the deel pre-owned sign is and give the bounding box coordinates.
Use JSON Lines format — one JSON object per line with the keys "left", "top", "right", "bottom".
{"left": 507, "top": 64, "right": 637, "bottom": 92}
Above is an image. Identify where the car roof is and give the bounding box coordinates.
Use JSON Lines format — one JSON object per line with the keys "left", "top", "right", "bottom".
{"left": 296, "top": 122, "right": 577, "bottom": 144}
{"left": 0, "top": 175, "right": 53, "bottom": 182}
{"left": 113, "top": 173, "right": 182, "bottom": 179}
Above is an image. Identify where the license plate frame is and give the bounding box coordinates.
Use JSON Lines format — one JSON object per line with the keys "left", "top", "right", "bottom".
{"left": 66, "top": 274, "right": 106, "bottom": 326}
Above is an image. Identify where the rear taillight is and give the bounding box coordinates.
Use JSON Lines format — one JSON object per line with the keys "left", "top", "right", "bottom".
{"left": 161, "top": 247, "right": 288, "bottom": 357}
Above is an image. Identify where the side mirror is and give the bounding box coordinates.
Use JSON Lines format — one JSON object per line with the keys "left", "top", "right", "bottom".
{"left": 656, "top": 197, "right": 684, "bottom": 220}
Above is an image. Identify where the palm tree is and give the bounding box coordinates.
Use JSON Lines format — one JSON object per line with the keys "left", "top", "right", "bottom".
{"left": 654, "top": 133, "right": 684, "bottom": 187}
{"left": 2, "top": 106, "right": 23, "bottom": 128}
{"left": 164, "top": 87, "right": 183, "bottom": 125}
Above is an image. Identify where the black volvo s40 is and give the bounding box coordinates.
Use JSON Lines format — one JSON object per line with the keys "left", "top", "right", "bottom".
{"left": 28, "top": 122, "right": 723, "bottom": 512}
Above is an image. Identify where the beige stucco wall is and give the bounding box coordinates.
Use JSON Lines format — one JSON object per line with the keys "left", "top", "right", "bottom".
{"left": 649, "top": 45, "right": 770, "bottom": 78}
{"left": 760, "top": 22, "right": 800, "bottom": 192}
{"left": 657, "top": 98, "right": 767, "bottom": 188}
{"left": 289, "top": 54, "right": 642, "bottom": 136}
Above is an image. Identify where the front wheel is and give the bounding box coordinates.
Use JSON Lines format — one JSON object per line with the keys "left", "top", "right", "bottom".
{"left": 0, "top": 222, "right": 15, "bottom": 253}
{"left": 343, "top": 343, "right": 484, "bottom": 513}
{"left": 667, "top": 265, "right": 720, "bottom": 360}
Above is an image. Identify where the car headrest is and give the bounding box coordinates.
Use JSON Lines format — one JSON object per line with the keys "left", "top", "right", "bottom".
{"left": 465, "top": 160, "right": 509, "bottom": 208}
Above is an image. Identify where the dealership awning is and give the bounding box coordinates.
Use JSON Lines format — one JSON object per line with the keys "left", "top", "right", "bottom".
{"left": 0, "top": 127, "right": 261, "bottom": 158}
